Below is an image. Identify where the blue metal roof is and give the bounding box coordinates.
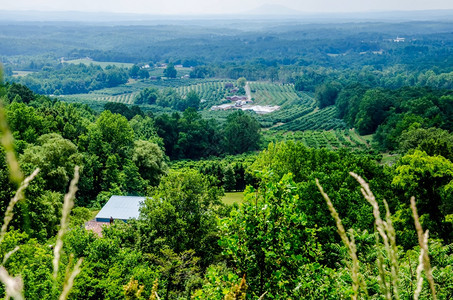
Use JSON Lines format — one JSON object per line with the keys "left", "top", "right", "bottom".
{"left": 95, "top": 195, "right": 145, "bottom": 222}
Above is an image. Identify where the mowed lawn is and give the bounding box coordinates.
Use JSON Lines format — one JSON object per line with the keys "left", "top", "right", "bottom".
{"left": 222, "top": 192, "right": 244, "bottom": 205}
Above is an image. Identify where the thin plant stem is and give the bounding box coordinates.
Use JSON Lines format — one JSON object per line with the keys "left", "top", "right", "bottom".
{"left": 350, "top": 172, "right": 399, "bottom": 300}
{"left": 315, "top": 178, "right": 362, "bottom": 300}
{"left": 0, "top": 105, "right": 23, "bottom": 184}
{"left": 0, "top": 168, "right": 39, "bottom": 245}
{"left": 59, "top": 258, "right": 83, "bottom": 300}
{"left": 2, "top": 246, "right": 19, "bottom": 265}
{"left": 53, "top": 166, "right": 79, "bottom": 280}
{"left": 410, "top": 197, "right": 436, "bottom": 300}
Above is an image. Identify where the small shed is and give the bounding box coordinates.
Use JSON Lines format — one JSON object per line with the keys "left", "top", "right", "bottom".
{"left": 95, "top": 195, "right": 145, "bottom": 222}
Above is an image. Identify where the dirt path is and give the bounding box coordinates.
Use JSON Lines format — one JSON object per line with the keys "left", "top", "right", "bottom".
{"left": 245, "top": 82, "right": 252, "bottom": 101}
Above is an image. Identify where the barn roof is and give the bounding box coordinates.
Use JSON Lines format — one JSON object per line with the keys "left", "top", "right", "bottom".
{"left": 95, "top": 195, "right": 145, "bottom": 222}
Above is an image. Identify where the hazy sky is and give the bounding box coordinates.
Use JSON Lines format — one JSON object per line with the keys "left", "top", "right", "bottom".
{"left": 2, "top": 0, "right": 453, "bottom": 15}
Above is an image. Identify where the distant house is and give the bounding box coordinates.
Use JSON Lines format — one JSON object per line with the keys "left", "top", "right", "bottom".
{"left": 174, "top": 64, "right": 184, "bottom": 68}
{"left": 224, "top": 83, "right": 234, "bottom": 89}
{"left": 95, "top": 195, "right": 145, "bottom": 222}
{"left": 393, "top": 37, "right": 405, "bottom": 42}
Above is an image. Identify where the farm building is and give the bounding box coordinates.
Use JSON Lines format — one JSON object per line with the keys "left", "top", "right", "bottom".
{"left": 226, "top": 95, "right": 248, "bottom": 101}
{"left": 95, "top": 195, "right": 145, "bottom": 222}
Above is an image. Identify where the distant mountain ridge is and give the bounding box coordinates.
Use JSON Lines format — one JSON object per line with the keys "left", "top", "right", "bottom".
{"left": 246, "top": 4, "right": 302, "bottom": 15}
{"left": 1, "top": 8, "right": 453, "bottom": 23}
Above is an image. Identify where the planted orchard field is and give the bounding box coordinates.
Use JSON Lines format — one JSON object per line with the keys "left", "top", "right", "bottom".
{"left": 249, "top": 82, "right": 300, "bottom": 106}
{"left": 255, "top": 90, "right": 317, "bottom": 127}
{"left": 274, "top": 106, "right": 346, "bottom": 131}
{"left": 175, "top": 80, "right": 234, "bottom": 104}
{"left": 60, "top": 92, "right": 136, "bottom": 105}
{"left": 90, "top": 93, "right": 136, "bottom": 104}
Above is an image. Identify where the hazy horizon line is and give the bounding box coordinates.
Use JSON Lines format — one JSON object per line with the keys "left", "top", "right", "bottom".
{"left": 2, "top": 7, "right": 453, "bottom": 16}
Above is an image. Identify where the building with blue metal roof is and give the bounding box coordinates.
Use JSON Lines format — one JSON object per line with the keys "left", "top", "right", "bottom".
{"left": 95, "top": 195, "right": 145, "bottom": 222}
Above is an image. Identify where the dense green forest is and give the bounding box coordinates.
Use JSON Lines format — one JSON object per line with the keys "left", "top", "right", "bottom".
{"left": 0, "top": 14, "right": 453, "bottom": 299}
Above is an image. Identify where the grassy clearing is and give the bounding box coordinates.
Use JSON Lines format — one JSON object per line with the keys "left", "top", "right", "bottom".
{"left": 12, "top": 71, "right": 36, "bottom": 77}
{"left": 361, "top": 134, "right": 374, "bottom": 144}
{"left": 380, "top": 153, "right": 400, "bottom": 166}
{"left": 222, "top": 192, "right": 244, "bottom": 205}
{"left": 63, "top": 58, "right": 134, "bottom": 68}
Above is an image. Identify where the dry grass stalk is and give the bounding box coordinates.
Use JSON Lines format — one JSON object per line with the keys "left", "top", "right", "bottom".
{"left": 414, "top": 237, "right": 425, "bottom": 300}
{"left": 225, "top": 274, "right": 247, "bottom": 300}
{"left": 2, "top": 246, "right": 19, "bottom": 265}
{"left": 0, "top": 266, "right": 24, "bottom": 300}
{"left": 0, "top": 168, "right": 39, "bottom": 245}
{"left": 410, "top": 197, "right": 437, "bottom": 300}
{"left": 153, "top": 291, "right": 161, "bottom": 300}
{"left": 315, "top": 178, "right": 362, "bottom": 300}
{"left": 58, "top": 257, "right": 83, "bottom": 300}
{"left": 349, "top": 172, "right": 399, "bottom": 300}
{"left": 53, "top": 166, "right": 80, "bottom": 280}
{"left": 383, "top": 199, "right": 399, "bottom": 298}
{"left": 374, "top": 231, "right": 390, "bottom": 299}
{"left": 0, "top": 105, "right": 23, "bottom": 184}
{"left": 257, "top": 291, "right": 268, "bottom": 299}
{"left": 149, "top": 278, "right": 160, "bottom": 300}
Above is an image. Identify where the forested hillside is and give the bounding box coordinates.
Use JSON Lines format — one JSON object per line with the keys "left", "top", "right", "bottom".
{"left": 0, "top": 15, "right": 453, "bottom": 299}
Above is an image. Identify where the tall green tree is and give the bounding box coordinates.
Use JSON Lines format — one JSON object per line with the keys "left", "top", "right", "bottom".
{"left": 392, "top": 150, "right": 453, "bottom": 245}
{"left": 163, "top": 63, "right": 177, "bottom": 78}
{"left": 223, "top": 111, "right": 261, "bottom": 155}
{"left": 236, "top": 77, "right": 246, "bottom": 88}
{"left": 219, "top": 173, "right": 322, "bottom": 298}
{"left": 132, "top": 140, "right": 168, "bottom": 185}
{"left": 315, "top": 81, "right": 341, "bottom": 108}
{"left": 139, "top": 170, "right": 223, "bottom": 266}
{"left": 185, "top": 90, "right": 201, "bottom": 110}
{"left": 135, "top": 87, "right": 160, "bottom": 105}
{"left": 95, "top": 110, "right": 134, "bottom": 157}
{"left": 354, "top": 88, "right": 394, "bottom": 135}
{"left": 20, "top": 133, "right": 82, "bottom": 192}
